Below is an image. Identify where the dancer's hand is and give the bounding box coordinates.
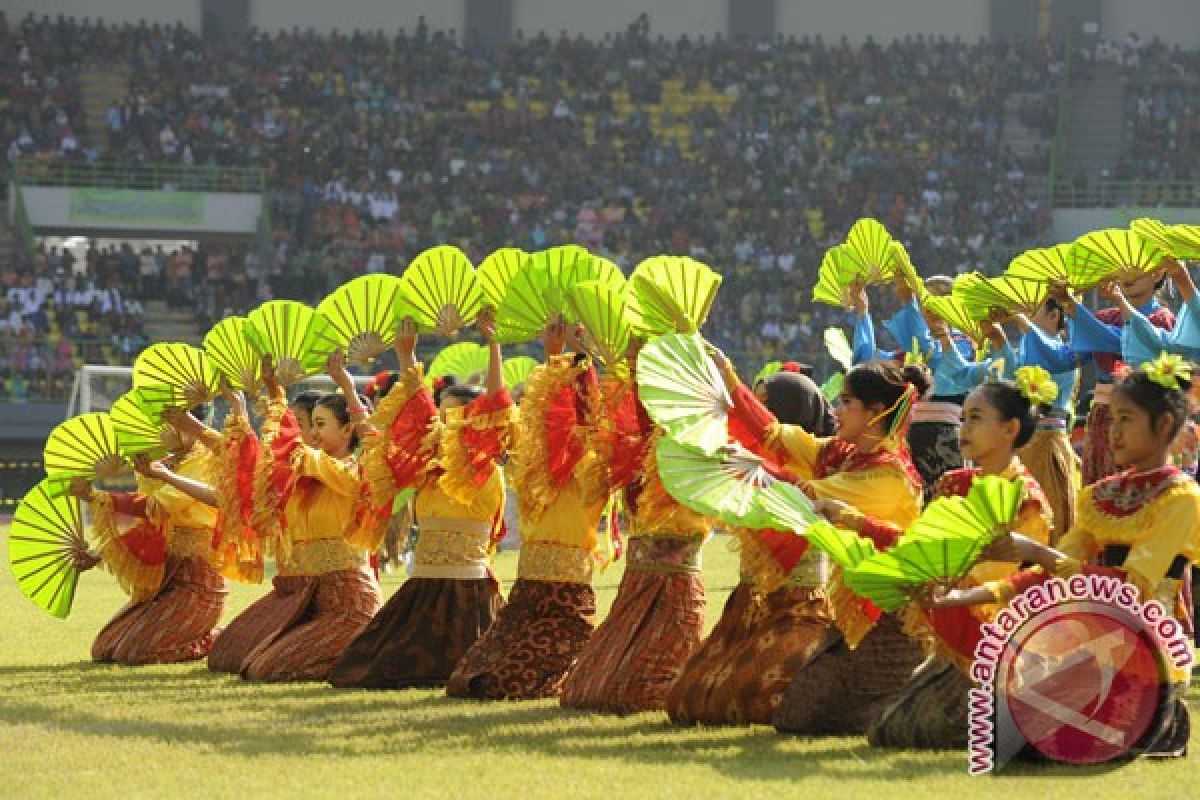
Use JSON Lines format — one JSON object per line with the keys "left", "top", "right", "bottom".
{"left": 261, "top": 354, "right": 280, "bottom": 395}
{"left": 67, "top": 477, "right": 94, "bottom": 501}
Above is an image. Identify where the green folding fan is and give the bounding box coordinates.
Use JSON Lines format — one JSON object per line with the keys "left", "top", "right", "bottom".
{"left": 1005, "top": 244, "right": 1074, "bottom": 285}
{"left": 636, "top": 333, "right": 731, "bottom": 456}
{"left": 844, "top": 218, "right": 897, "bottom": 284}
{"left": 922, "top": 295, "right": 986, "bottom": 351}
{"left": 842, "top": 552, "right": 922, "bottom": 612}
{"left": 627, "top": 256, "right": 722, "bottom": 335}
{"left": 502, "top": 356, "right": 538, "bottom": 391}
{"left": 1068, "top": 229, "right": 1166, "bottom": 288}
{"left": 110, "top": 389, "right": 176, "bottom": 460}
{"left": 44, "top": 412, "right": 126, "bottom": 483}
{"left": 427, "top": 342, "right": 489, "bottom": 386}
{"left": 476, "top": 248, "right": 526, "bottom": 309}
{"left": 812, "top": 245, "right": 862, "bottom": 308}
{"left": 545, "top": 247, "right": 625, "bottom": 316}
{"left": 396, "top": 245, "right": 484, "bottom": 337}
{"left": 954, "top": 273, "right": 1048, "bottom": 321}
{"left": 825, "top": 327, "right": 853, "bottom": 372}
{"left": 495, "top": 256, "right": 553, "bottom": 343}
{"left": 132, "top": 342, "right": 220, "bottom": 407}
{"left": 1131, "top": 218, "right": 1200, "bottom": 261}
{"left": 890, "top": 241, "right": 928, "bottom": 302}
{"left": 203, "top": 316, "right": 260, "bottom": 392}
{"left": 820, "top": 372, "right": 845, "bottom": 404}
{"left": 8, "top": 478, "right": 90, "bottom": 619}
{"left": 655, "top": 437, "right": 811, "bottom": 531}
{"left": 244, "top": 300, "right": 343, "bottom": 387}
{"left": 316, "top": 274, "right": 404, "bottom": 366}
{"left": 753, "top": 361, "right": 782, "bottom": 387}
{"left": 566, "top": 279, "right": 632, "bottom": 371}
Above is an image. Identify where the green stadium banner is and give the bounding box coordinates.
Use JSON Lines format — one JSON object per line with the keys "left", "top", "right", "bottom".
{"left": 69, "top": 188, "right": 204, "bottom": 225}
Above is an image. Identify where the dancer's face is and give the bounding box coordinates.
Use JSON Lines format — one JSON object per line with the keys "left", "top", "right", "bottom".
{"left": 311, "top": 405, "right": 354, "bottom": 457}
{"left": 832, "top": 391, "right": 873, "bottom": 443}
{"left": 291, "top": 405, "right": 318, "bottom": 447}
{"left": 1109, "top": 391, "right": 1171, "bottom": 469}
{"left": 959, "top": 388, "right": 1018, "bottom": 464}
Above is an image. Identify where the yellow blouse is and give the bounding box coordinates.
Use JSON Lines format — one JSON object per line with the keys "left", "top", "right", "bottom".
{"left": 768, "top": 422, "right": 921, "bottom": 529}
{"left": 276, "top": 445, "right": 368, "bottom": 577}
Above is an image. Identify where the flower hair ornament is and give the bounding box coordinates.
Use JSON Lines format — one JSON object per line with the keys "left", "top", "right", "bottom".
{"left": 903, "top": 337, "right": 927, "bottom": 368}
{"left": 1144, "top": 352, "right": 1192, "bottom": 390}
{"left": 1014, "top": 365, "right": 1058, "bottom": 406}
{"left": 865, "top": 381, "right": 918, "bottom": 444}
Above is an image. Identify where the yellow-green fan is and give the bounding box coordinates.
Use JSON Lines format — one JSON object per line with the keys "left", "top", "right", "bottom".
{"left": 628, "top": 255, "right": 722, "bottom": 335}
{"left": 495, "top": 256, "right": 553, "bottom": 343}
{"left": 8, "top": 478, "right": 90, "bottom": 619}
{"left": 203, "top": 316, "right": 260, "bottom": 392}
{"left": 503, "top": 356, "right": 538, "bottom": 391}
{"left": 544, "top": 246, "right": 624, "bottom": 320}
{"left": 110, "top": 389, "right": 178, "bottom": 460}
{"left": 427, "top": 342, "right": 489, "bottom": 385}
{"left": 923, "top": 295, "right": 986, "bottom": 351}
{"left": 954, "top": 273, "right": 1048, "bottom": 320}
{"left": 1069, "top": 229, "right": 1166, "bottom": 288}
{"left": 566, "top": 279, "right": 632, "bottom": 371}
{"left": 317, "top": 274, "right": 403, "bottom": 366}
{"left": 477, "top": 248, "right": 526, "bottom": 309}
{"left": 43, "top": 412, "right": 127, "bottom": 493}
{"left": 1005, "top": 244, "right": 1073, "bottom": 284}
{"left": 396, "top": 245, "right": 484, "bottom": 336}
{"left": 244, "top": 300, "right": 342, "bottom": 387}
{"left": 1131, "top": 218, "right": 1200, "bottom": 261}
{"left": 132, "top": 342, "right": 220, "bottom": 407}
{"left": 812, "top": 245, "right": 861, "bottom": 308}
{"left": 844, "top": 218, "right": 897, "bottom": 284}
{"left": 890, "top": 242, "right": 928, "bottom": 302}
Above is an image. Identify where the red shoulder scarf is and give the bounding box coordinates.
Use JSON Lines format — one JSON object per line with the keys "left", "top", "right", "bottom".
{"left": 814, "top": 437, "right": 923, "bottom": 491}
{"left": 1090, "top": 465, "right": 1188, "bottom": 517}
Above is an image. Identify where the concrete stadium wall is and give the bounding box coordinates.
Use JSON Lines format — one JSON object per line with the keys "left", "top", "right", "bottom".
{"left": 1053, "top": 208, "right": 1200, "bottom": 242}
{"left": 777, "top": 0, "right": 989, "bottom": 42}
{"left": 1102, "top": 0, "right": 1200, "bottom": 48}
{"left": 251, "top": 0, "right": 461, "bottom": 35}
{"left": 512, "top": 0, "right": 724, "bottom": 40}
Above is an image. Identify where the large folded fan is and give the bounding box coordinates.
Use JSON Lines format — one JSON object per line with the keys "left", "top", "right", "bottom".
{"left": 8, "top": 479, "right": 89, "bottom": 619}
{"left": 843, "top": 552, "right": 922, "bottom": 612}
{"left": 922, "top": 295, "right": 986, "bottom": 350}
{"left": 753, "top": 361, "right": 782, "bottom": 387}
{"left": 812, "top": 245, "right": 861, "bottom": 308}
{"left": 844, "top": 218, "right": 896, "bottom": 284}
{"left": 1131, "top": 218, "right": 1200, "bottom": 261}
{"left": 954, "top": 273, "right": 1048, "bottom": 319}
{"left": 43, "top": 413, "right": 126, "bottom": 490}
{"left": 476, "top": 248, "right": 526, "bottom": 309}
{"left": 824, "top": 327, "right": 853, "bottom": 371}
{"left": 110, "top": 390, "right": 175, "bottom": 460}
{"left": 636, "top": 333, "right": 730, "bottom": 455}
{"left": 1069, "top": 229, "right": 1165, "bottom": 287}
{"left": 203, "top": 316, "right": 260, "bottom": 392}
{"left": 244, "top": 300, "right": 342, "bottom": 387}
{"left": 820, "top": 372, "right": 845, "bottom": 403}
{"left": 427, "top": 342, "right": 489, "bottom": 385}
{"left": 628, "top": 256, "right": 722, "bottom": 335}
{"left": 760, "top": 486, "right": 878, "bottom": 570}
{"left": 656, "top": 438, "right": 811, "bottom": 531}
{"left": 317, "top": 274, "right": 403, "bottom": 365}
{"left": 566, "top": 279, "right": 632, "bottom": 370}
{"left": 1005, "top": 244, "right": 1074, "bottom": 285}
{"left": 502, "top": 356, "right": 538, "bottom": 390}
{"left": 396, "top": 245, "right": 484, "bottom": 336}
{"left": 890, "top": 242, "right": 928, "bottom": 301}
{"left": 132, "top": 343, "right": 219, "bottom": 407}
{"left": 495, "top": 246, "right": 619, "bottom": 342}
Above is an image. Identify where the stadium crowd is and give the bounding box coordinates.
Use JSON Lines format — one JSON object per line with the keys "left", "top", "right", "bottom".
{"left": 0, "top": 11, "right": 1114, "bottom": 394}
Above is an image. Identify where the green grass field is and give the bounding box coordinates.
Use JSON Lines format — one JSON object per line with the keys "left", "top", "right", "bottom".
{"left": 1, "top": 525, "right": 1196, "bottom": 800}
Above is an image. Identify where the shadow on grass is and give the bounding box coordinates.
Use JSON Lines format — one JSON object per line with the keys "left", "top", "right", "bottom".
{"left": 0, "top": 662, "right": 975, "bottom": 781}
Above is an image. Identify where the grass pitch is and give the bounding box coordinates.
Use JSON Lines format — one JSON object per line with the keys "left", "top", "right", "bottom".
{"left": 0, "top": 526, "right": 1195, "bottom": 799}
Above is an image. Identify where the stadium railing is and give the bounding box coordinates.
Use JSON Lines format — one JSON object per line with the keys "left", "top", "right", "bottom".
{"left": 12, "top": 159, "right": 265, "bottom": 193}
{"left": 1050, "top": 179, "right": 1200, "bottom": 208}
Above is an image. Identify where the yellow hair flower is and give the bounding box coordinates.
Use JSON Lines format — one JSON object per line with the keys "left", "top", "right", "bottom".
{"left": 1145, "top": 352, "right": 1192, "bottom": 390}
{"left": 904, "top": 337, "right": 926, "bottom": 367}
{"left": 1014, "top": 365, "right": 1059, "bottom": 406}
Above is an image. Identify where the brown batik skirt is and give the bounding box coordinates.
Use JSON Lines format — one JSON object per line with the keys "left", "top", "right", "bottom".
{"left": 446, "top": 578, "right": 596, "bottom": 700}
{"left": 92, "top": 555, "right": 227, "bottom": 666}
{"left": 559, "top": 536, "right": 706, "bottom": 714}
{"left": 665, "top": 582, "right": 835, "bottom": 726}
{"left": 231, "top": 567, "right": 380, "bottom": 683}
{"left": 772, "top": 613, "right": 926, "bottom": 735}
{"left": 329, "top": 576, "right": 504, "bottom": 689}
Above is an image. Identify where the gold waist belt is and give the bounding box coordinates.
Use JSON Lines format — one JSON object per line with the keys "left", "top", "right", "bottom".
{"left": 518, "top": 541, "right": 594, "bottom": 584}
{"left": 167, "top": 526, "right": 215, "bottom": 560}
{"left": 413, "top": 523, "right": 492, "bottom": 569}
{"left": 626, "top": 534, "right": 704, "bottom": 574}
{"left": 278, "top": 538, "right": 367, "bottom": 577}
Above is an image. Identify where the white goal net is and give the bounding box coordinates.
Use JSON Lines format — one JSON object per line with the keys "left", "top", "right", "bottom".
{"left": 68, "top": 364, "right": 376, "bottom": 419}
